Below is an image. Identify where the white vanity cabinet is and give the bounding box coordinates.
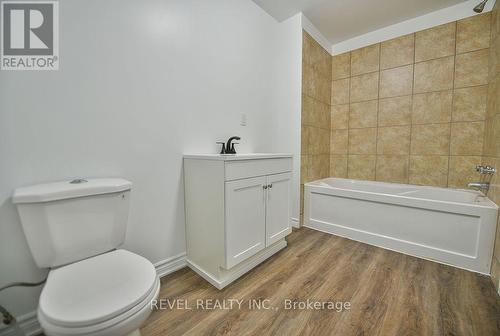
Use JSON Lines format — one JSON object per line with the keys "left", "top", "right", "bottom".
{"left": 183, "top": 154, "right": 293, "bottom": 289}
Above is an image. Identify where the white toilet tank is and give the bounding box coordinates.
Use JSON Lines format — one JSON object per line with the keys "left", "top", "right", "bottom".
{"left": 12, "top": 178, "right": 132, "bottom": 268}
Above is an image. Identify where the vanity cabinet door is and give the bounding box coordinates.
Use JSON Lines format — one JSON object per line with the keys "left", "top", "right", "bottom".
{"left": 224, "top": 176, "right": 267, "bottom": 269}
{"left": 265, "top": 172, "right": 292, "bottom": 246}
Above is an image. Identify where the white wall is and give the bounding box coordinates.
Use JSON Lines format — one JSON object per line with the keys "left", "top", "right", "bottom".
{"left": 0, "top": 0, "right": 302, "bottom": 325}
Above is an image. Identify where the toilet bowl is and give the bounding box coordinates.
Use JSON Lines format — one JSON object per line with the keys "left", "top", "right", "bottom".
{"left": 13, "top": 178, "right": 159, "bottom": 336}
{"left": 38, "top": 250, "right": 160, "bottom": 336}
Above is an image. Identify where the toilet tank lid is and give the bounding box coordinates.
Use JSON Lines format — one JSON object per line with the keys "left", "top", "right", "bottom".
{"left": 12, "top": 178, "right": 132, "bottom": 204}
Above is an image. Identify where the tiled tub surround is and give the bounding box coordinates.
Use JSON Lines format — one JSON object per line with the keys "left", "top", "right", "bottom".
{"left": 330, "top": 13, "right": 492, "bottom": 188}
{"left": 482, "top": 2, "right": 500, "bottom": 292}
{"left": 301, "top": 32, "right": 331, "bottom": 219}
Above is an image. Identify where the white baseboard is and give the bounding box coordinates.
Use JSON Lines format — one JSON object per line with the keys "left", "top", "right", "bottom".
{"left": 290, "top": 217, "right": 300, "bottom": 229}
{"left": 154, "top": 252, "right": 187, "bottom": 278}
{"left": 0, "top": 311, "right": 42, "bottom": 336}
{"left": 0, "top": 253, "right": 187, "bottom": 336}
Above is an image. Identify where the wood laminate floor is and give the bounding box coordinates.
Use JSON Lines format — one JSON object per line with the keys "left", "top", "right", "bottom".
{"left": 141, "top": 228, "right": 500, "bottom": 336}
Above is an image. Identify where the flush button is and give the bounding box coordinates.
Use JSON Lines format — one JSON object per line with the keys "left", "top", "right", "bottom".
{"left": 70, "top": 178, "right": 88, "bottom": 184}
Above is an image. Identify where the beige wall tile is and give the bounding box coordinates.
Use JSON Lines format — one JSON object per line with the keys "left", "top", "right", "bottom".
{"left": 482, "top": 115, "right": 500, "bottom": 157}
{"left": 379, "top": 65, "right": 414, "bottom": 98}
{"left": 452, "top": 85, "right": 488, "bottom": 121}
{"left": 310, "top": 127, "right": 330, "bottom": 154}
{"left": 348, "top": 155, "right": 376, "bottom": 180}
{"left": 414, "top": 56, "right": 455, "bottom": 93}
{"left": 450, "top": 121, "right": 484, "bottom": 155}
{"left": 350, "top": 72, "right": 379, "bottom": 103}
{"left": 409, "top": 155, "right": 449, "bottom": 187}
{"left": 302, "top": 64, "right": 314, "bottom": 96}
{"left": 332, "top": 52, "right": 351, "bottom": 80}
{"left": 300, "top": 155, "right": 310, "bottom": 184}
{"left": 415, "top": 22, "right": 456, "bottom": 62}
{"left": 302, "top": 32, "right": 314, "bottom": 66}
{"left": 486, "top": 77, "right": 499, "bottom": 119}
{"left": 377, "top": 126, "right": 411, "bottom": 155}
{"left": 448, "top": 156, "right": 482, "bottom": 188}
{"left": 301, "top": 126, "right": 312, "bottom": 155}
{"left": 490, "top": 38, "right": 500, "bottom": 80}
{"left": 456, "top": 13, "right": 491, "bottom": 54}
{"left": 376, "top": 155, "right": 409, "bottom": 183}
{"left": 303, "top": 67, "right": 331, "bottom": 104}
{"left": 412, "top": 91, "right": 453, "bottom": 124}
{"left": 482, "top": 119, "right": 493, "bottom": 157}
{"left": 455, "top": 49, "right": 489, "bottom": 88}
{"left": 301, "top": 94, "right": 314, "bottom": 126}
{"left": 303, "top": 32, "right": 331, "bottom": 72}
{"left": 331, "top": 104, "right": 349, "bottom": 130}
{"left": 302, "top": 95, "right": 330, "bottom": 128}
{"left": 411, "top": 123, "right": 451, "bottom": 155}
{"left": 488, "top": 42, "right": 499, "bottom": 81}
{"left": 314, "top": 57, "right": 332, "bottom": 81}
{"left": 349, "top": 100, "right": 378, "bottom": 128}
{"left": 349, "top": 128, "right": 377, "bottom": 154}
{"left": 302, "top": 14, "right": 500, "bottom": 197}
{"left": 330, "top": 155, "right": 348, "bottom": 177}
{"left": 316, "top": 73, "right": 332, "bottom": 104}
{"left": 380, "top": 34, "right": 415, "bottom": 70}
{"left": 331, "top": 129, "right": 348, "bottom": 154}
{"left": 320, "top": 128, "right": 331, "bottom": 154}
{"left": 378, "top": 96, "right": 412, "bottom": 126}
{"left": 492, "top": 115, "right": 500, "bottom": 157}
{"left": 310, "top": 154, "right": 330, "bottom": 180}
{"left": 350, "top": 44, "right": 380, "bottom": 76}
{"left": 331, "top": 78, "right": 350, "bottom": 105}
{"left": 315, "top": 100, "right": 331, "bottom": 129}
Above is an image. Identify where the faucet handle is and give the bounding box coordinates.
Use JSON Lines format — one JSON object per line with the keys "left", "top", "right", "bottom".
{"left": 476, "top": 165, "right": 496, "bottom": 174}
{"left": 216, "top": 142, "right": 226, "bottom": 154}
{"left": 230, "top": 143, "right": 239, "bottom": 154}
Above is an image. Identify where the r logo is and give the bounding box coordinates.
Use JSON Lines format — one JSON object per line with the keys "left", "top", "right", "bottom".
{"left": 1, "top": 1, "right": 58, "bottom": 70}
{"left": 3, "top": 3, "right": 53, "bottom": 55}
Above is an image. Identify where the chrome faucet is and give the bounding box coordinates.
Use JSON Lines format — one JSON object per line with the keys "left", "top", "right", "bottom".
{"left": 468, "top": 165, "right": 495, "bottom": 193}
{"left": 467, "top": 182, "right": 490, "bottom": 192}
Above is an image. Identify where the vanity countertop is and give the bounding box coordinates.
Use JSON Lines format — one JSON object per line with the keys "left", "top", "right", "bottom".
{"left": 183, "top": 153, "right": 292, "bottom": 161}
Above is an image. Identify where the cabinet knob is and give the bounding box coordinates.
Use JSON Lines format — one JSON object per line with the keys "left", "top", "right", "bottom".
{"left": 268, "top": 184, "right": 273, "bottom": 189}
{"left": 263, "top": 185, "right": 268, "bottom": 189}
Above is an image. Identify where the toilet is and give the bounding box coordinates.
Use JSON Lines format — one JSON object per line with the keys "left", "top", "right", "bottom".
{"left": 12, "top": 178, "right": 160, "bottom": 336}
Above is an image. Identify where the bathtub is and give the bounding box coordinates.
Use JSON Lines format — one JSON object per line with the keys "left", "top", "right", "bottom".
{"left": 304, "top": 178, "right": 498, "bottom": 274}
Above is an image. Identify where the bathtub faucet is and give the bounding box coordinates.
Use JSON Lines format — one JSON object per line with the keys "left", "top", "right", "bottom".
{"left": 468, "top": 182, "right": 490, "bottom": 193}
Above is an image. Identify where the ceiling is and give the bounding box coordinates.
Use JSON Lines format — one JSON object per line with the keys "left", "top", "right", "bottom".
{"left": 252, "top": 0, "right": 468, "bottom": 44}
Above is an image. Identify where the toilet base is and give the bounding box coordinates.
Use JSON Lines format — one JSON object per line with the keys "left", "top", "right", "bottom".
{"left": 127, "top": 329, "right": 141, "bottom": 336}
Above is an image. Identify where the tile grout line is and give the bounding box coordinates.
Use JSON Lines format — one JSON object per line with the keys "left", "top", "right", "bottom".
{"left": 375, "top": 43, "right": 382, "bottom": 181}
{"left": 408, "top": 32, "right": 417, "bottom": 185}
{"left": 346, "top": 51, "right": 352, "bottom": 178}
{"left": 446, "top": 23, "right": 458, "bottom": 188}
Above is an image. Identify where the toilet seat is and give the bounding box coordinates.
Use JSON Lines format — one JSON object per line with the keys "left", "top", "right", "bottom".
{"left": 38, "top": 249, "right": 159, "bottom": 336}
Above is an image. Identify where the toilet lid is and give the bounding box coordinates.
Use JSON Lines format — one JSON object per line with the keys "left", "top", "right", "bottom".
{"left": 39, "top": 249, "right": 157, "bottom": 328}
